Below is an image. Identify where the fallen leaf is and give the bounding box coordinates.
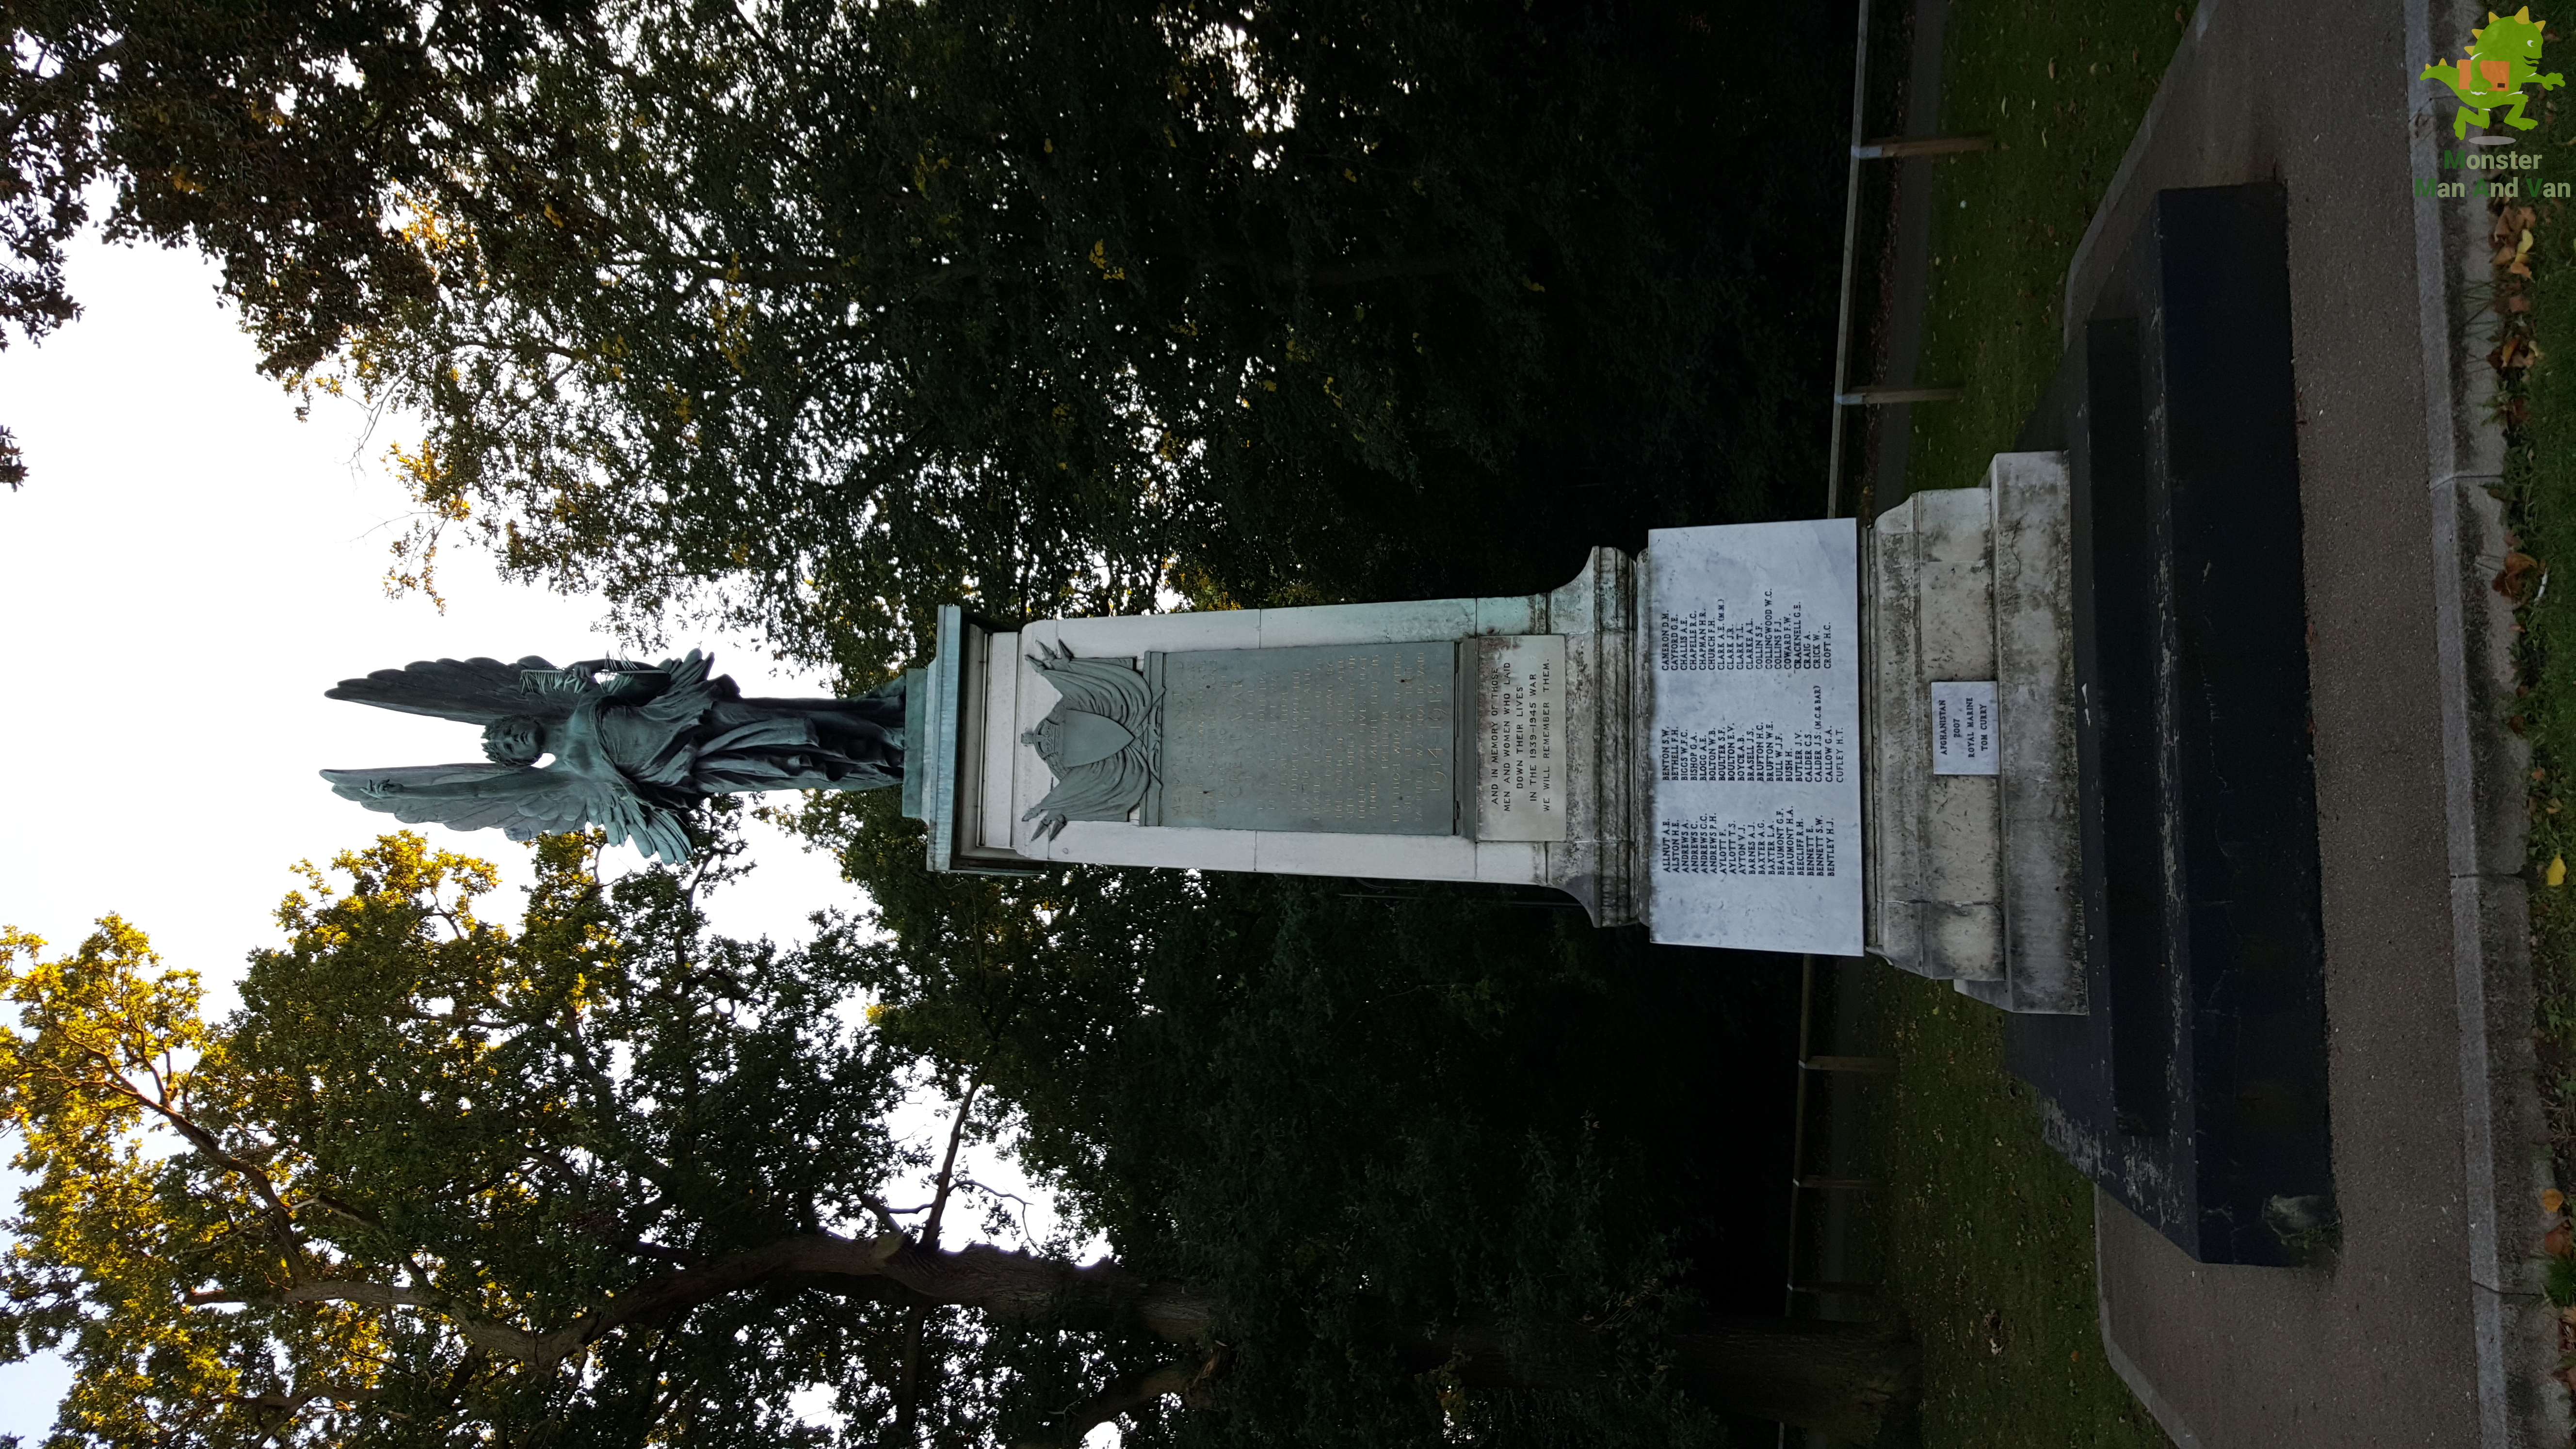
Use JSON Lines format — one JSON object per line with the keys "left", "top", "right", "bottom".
{"left": 2496, "top": 549, "right": 2541, "bottom": 598}
{"left": 2551, "top": 855, "right": 2568, "bottom": 889}
{"left": 2548, "top": 1188, "right": 2567, "bottom": 1213}
{"left": 2545, "top": 1220, "right": 2572, "bottom": 1257}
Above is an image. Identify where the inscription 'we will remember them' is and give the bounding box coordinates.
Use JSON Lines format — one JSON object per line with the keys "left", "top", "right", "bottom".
{"left": 1474, "top": 635, "right": 1566, "bottom": 842}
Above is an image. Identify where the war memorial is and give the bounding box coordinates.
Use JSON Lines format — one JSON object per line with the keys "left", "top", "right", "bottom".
{"left": 325, "top": 181, "right": 2335, "bottom": 1295}
{"left": 310, "top": 1, "right": 2576, "bottom": 1437}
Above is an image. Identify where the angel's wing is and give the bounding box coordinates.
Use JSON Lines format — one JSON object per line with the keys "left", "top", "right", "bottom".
{"left": 1020, "top": 754, "right": 1157, "bottom": 840}
{"left": 326, "top": 656, "right": 569, "bottom": 726}
{"left": 320, "top": 761, "right": 695, "bottom": 863}
{"left": 1026, "top": 641, "right": 1154, "bottom": 721}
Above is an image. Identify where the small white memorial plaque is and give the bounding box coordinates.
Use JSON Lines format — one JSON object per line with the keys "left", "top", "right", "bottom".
{"left": 1473, "top": 634, "right": 1566, "bottom": 841}
{"left": 1644, "top": 519, "right": 1863, "bottom": 954}
{"left": 1929, "top": 680, "right": 1998, "bottom": 775}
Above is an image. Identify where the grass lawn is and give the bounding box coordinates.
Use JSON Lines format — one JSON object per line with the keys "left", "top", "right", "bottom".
{"left": 1829, "top": 1, "right": 2197, "bottom": 1445}
{"left": 1840, "top": 977, "right": 2173, "bottom": 1448}
{"left": 2491, "top": 29, "right": 2576, "bottom": 1372}
{"left": 1879, "top": 0, "right": 2190, "bottom": 509}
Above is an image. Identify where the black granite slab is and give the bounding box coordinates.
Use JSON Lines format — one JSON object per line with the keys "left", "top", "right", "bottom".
{"left": 2003, "top": 184, "right": 2336, "bottom": 1267}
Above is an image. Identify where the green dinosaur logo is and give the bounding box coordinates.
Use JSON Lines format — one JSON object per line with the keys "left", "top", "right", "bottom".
{"left": 2425, "top": 7, "right": 2565, "bottom": 139}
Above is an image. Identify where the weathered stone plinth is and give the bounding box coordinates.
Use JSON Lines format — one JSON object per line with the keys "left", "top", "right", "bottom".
{"left": 1863, "top": 452, "right": 2085, "bottom": 1014}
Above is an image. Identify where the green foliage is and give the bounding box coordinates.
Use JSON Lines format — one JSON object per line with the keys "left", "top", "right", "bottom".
{"left": 0, "top": 814, "right": 1880, "bottom": 1447}
{"left": 809, "top": 788, "right": 1802, "bottom": 1449}
{"left": 0, "top": 831, "right": 944, "bottom": 1448}
{"left": 2492, "top": 43, "right": 2576, "bottom": 1214}
{"left": 8, "top": 0, "right": 1836, "bottom": 666}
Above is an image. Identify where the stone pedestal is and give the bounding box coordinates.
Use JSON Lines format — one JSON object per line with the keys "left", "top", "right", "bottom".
{"left": 1863, "top": 452, "right": 2085, "bottom": 1014}
{"left": 904, "top": 523, "right": 1870, "bottom": 954}
{"left": 905, "top": 551, "right": 1654, "bottom": 926}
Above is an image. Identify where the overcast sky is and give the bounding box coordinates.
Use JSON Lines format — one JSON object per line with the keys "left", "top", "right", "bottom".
{"left": 0, "top": 236, "right": 1054, "bottom": 1435}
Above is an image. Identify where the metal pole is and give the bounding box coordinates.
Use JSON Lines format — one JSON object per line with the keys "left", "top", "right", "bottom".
{"left": 1835, "top": 384, "right": 1964, "bottom": 405}
{"left": 1789, "top": 11, "right": 1876, "bottom": 1443}
{"left": 1778, "top": 951, "right": 1817, "bottom": 1449}
{"left": 1783, "top": 954, "right": 1818, "bottom": 1319}
{"left": 1784, "top": 12, "right": 1875, "bottom": 1445}
{"left": 1851, "top": 133, "right": 1992, "bottom": 159}
{"left": 1822, "top": 0, "right": 1876, "bottom": 523}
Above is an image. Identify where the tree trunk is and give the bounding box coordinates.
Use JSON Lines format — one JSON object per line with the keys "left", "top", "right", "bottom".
{"left": 802, "top": 1240, "right": 1919, "bottom": 1442}
{"left": 294, "top": 1229, "right": 1913, "bottom": 1442}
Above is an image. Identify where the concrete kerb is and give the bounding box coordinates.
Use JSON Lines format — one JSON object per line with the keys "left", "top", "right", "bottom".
{"left": 2094, "top": 1206, "right": 2208, "bottom": 1449}
{"left": 2410, "top": 0, "right": 2560, "bottom": 1444}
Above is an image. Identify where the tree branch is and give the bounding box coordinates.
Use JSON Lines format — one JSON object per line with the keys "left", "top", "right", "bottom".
{"left": 194, "top": 1229, "right": 1224, "bottom": 1371}
{"left": 1010, "top": 1361, "right": 1199, "bottom": 1449}
{"left": 63, "top": 1047, "right": 308, "bottom": 1272}
{"left": 894, "top": 1079, "right": 982, "bottom": 1447}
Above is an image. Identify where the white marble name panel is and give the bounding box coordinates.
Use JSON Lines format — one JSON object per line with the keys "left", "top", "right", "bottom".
{"left": 1646, "top": 519, "right": 1864, "bottom": 954}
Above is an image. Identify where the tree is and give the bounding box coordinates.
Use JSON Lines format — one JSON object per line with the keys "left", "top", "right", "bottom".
{"left": 5, "top": 0, "right": 1841, "bottom": 671}
{"left": 0, "top": 826, "right": 1913, "bottom": 1448}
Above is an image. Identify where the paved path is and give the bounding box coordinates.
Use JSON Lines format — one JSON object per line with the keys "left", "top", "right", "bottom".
{"left": 2066, "top": 2, "right": 2562, "bottom": 1445}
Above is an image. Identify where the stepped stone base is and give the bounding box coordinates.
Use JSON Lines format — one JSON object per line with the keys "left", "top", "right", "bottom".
{"left": 1863, "top": 451, "right": 2086, "bottom": 1014}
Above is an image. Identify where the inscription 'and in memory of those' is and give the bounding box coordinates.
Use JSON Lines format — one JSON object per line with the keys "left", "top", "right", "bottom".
{"left": 1474, "top": 635, "right": 1565, "bottom": 842}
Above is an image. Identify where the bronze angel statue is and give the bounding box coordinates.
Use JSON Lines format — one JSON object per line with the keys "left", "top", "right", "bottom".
{"left": 321, "top": 652, "right": 904, "bottom": 862}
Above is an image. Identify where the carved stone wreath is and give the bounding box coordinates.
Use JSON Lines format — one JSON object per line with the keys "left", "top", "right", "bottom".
{"left": 1019, "top": 642, "right": 1163, "bottom": 840}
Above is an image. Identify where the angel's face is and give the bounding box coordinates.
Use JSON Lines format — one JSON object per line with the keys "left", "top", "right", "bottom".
{"left": 482, "top": 715, "right": 547, "bottom": 765}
